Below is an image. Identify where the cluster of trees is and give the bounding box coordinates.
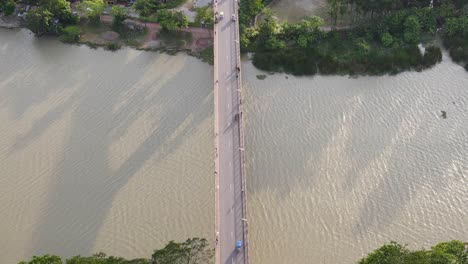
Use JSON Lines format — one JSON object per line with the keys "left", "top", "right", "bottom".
{"left": 238, "top": 0, "right": 468, "bottom": 75}
{"left": 77, "top": 0, "right": 106, "bottom": 24}
{"left": 0, "top": 0, "right": 16, "bottom": 15}
{"left": 194, "top": 6, "right": 214, "bottom": 27}
{"left": 155, "top": 9, "right": 187, "bottom": 32}
{"left": 111, "top": 5, "right": 127, "bottom": 31}
{"left": 248, "top": 7, "right": 442, "bottom": 75}
{"left": 18, "top": 239, "right": 466, "bottom": 264}
{"left": 326, "top": 0, "right": 435, "bottom": 25}
{"left": 440, "top": 1, "right": 468, "bottom": 70}
{"left": 326, "top": 0, "right": 468, "bottom": 27}
{"left": 24, "top": 0, "right": 130, "bottom": 38}
{"left": 19, "top": 238, "right": 214, "bottom": 264}
{"left": 359, "top": 240, "right": 467, "bottom": 264}
{"left": 133, "top": 0, "right": 183, "bottom": 17}
{"left": 25, "top": 0, "right": 79, "bottom": 35}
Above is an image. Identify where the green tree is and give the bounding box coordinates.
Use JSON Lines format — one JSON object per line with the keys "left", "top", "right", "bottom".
{"left": 403, "top": 15, "right": 421, "bottom": 44}
{"left": 194, "top": 6, "right": 213, "bottom": 27}
{"left": 18, "top": 254, "right": 63, "bottom": 264}
{"left": 133, "top": 0, "right": 154, "bottom": 17}
{"left": 42, "top": 0, "right": 77, "bottom": 24}
{"left": 256, "top": 9, "right": 284, "bottom": 50}
{"left": 111, "top": 5, "right": 127, "bottom": 32}
{"left": 77, "top": 0, "right": 105, "bottom": 24}
{"left": 359, "top": 242, "right": 409, "bottom": 264}
{"left": 444, "top": 16, "right": 468, "bottom": 38}
{"left": 25, "top": 0, "right": 77, "bottom": 34}
{"left": 238, "top": 0, "right": 263, "bottom": 26}
{"left": 359, "top": 240, "right": 468, "bottom": 264}
{"left": 0, "top": 0, "right": 16, "bottom": 16}
{"left": 430, "top": 240, "right": 468, "bottom": 263}
{"left": 156, "top": 10, "right": 188, "bottom": 32}
{"left": 381, "top": 32, "right": 393, "bottom": 47}
{"left": 151, "top": 238, "right": 214, "bottom": 264}
{"left": 25, "top": 7, "right": 54, "bottom": 35}
{"left": 60, "top": 25, "right": 81, "bottom": 42}
{"left": 240, "top": 27, "right": 258, "bottom": 49}
{"left": 327, "top": 0, "right": 346, "bottom": 27}
{"left": 66, "top": 252, "right": 128, "bottom": 264}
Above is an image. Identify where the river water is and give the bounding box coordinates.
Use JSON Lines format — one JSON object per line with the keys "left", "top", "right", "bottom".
{"left": 0, "top": 28, "right": 214, "bottom": 263}
{"left": 1, "top": 28, "right": 467, "bottom": 264}
{"left": 242, "top": 55, "right": 468, "bottom": 263}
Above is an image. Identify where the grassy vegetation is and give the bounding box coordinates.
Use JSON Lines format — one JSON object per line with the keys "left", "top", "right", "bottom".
{"left": 60, "top": 25, "right": 81, "bottom": 43}
{"left": 133, "top": 0, "right": 186, "bottom": 17}
{"left": 105, "top": 42, "right": 122, "bottom": 51}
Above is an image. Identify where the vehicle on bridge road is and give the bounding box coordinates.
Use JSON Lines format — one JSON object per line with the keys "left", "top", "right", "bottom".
{"left": 236, "top": 240, "right": 242, "bottom": 251}
{"left": 214, "top": 11, "right": 224, "bottom": 24}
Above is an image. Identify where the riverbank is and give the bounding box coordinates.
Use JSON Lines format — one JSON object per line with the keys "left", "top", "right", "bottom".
{"left": 0, "top": 14, "right": 21, "bottom": 28}
{"left": 0, "top": 12, "right": 213, "bottom": 64}
{"left": 240, "top": 0, "right": 468, "bottom": 76}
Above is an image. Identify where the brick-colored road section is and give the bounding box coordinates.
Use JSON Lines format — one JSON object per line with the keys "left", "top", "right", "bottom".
{"left": 213, "top": 0, "right": 248, "bottom": 263}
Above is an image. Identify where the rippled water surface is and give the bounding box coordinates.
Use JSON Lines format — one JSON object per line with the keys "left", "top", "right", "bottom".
{"left": 1, "top": 27, "right": 468, "bottom": 264}
{"left": 243, "top": 55, "right": 468, "bottom": 263}
{"left": 0, "top": 28, "right": 214, "bottom": 263}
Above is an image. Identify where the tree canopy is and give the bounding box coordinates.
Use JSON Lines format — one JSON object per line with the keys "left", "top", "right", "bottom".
{"left": 133, "top": 0, "right": 185, "bottom": 16}
{"left": 18, "top": 238, "right": 213, "bottom": 264}
{"left": 111, "top": 5, "right": 127, "bottom": 31}
{"left": 194, "top": 6, "right": 214, "bottom": 27}
{"left": 77, "top": 0, "right": 105, "bottom": 24}
{"left": 0, "top": 0, "right": 16, "bottom": 16}
{"left": 25, "top": 0, "right": 78, "bottom": 35}
{"left": 156, "top": 9, "right": 188, "bottom": 32}
{"left": 359, "top": 240, "right": 468, "bottom": 264}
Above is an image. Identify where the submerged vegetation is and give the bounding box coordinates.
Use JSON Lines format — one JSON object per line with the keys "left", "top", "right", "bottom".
{"left": 239, "top": 0, "right": 468, "bottom": 75}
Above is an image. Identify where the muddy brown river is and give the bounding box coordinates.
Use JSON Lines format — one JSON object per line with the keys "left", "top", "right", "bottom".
{"left": 1, "top": 28, "right": 467, "bottom": 264}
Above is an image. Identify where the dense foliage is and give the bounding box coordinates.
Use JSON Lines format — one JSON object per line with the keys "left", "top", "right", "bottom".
{"left": 25, "top": 0, "right": 78, "bottom": 35}
{"left": 250, "top": 7, "right": 442, "bottom": 75}
{"left": 442, "top": 12, "right": 468, "bottom": 70}
{"left": 77, "top": 0, "right": 105, "bottom": 24}
{"left": 359, "top": 240, "right": 468, "bottom": 264}
{"left": 18, "top": 239, "right": 465, "bottom": 264}
{"left": 60, "top": 25, "right": 81, "bottom": 42}
{"left": 133, "top": 0, "right": 184, "bottom": 17}
{"left": 238, "top": 0, "right": 468, "bottom": 75}
{"left": 111, "top": 5, "right": 127, "bottom": 32}
{"left": 156, "top": 9, "right": 188, "bottom": 32}
{"left": 18, "top": 238, "right": 213, "bottom": 264}
{"left": 194, "top": 6, "right": 214, "bottom": 27}
{"left": 0, "top": 0, "right": 16, "bottom": 16}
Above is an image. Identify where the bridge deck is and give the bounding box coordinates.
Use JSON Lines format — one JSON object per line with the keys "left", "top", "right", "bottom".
{"left": 213, "top": 0, "right": 248, "bottom": 263}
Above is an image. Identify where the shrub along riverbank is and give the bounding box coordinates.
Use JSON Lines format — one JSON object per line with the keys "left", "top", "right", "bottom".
{"left": 239, "top": 0, "right": 468, "bottom": 76}
{"left": 18, "top": 239, "right": 467, "bottom": 264}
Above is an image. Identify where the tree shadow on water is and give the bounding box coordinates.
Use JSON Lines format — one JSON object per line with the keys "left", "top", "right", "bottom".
{"left": 25, "top": 53, "right": 213, "bottom": 258}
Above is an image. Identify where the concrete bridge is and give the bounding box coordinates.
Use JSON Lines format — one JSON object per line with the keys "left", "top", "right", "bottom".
{"left": 213, "top": 0, "right": 249, "bottom": 263}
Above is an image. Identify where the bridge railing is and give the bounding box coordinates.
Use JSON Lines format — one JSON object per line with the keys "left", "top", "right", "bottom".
{"left": 212, "top": 2, "right": 220, "bottom": 263}
{"left": 233, "top": 1, "right": 249, "bottom": 263}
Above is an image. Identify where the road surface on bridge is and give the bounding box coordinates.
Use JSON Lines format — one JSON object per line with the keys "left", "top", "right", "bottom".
{"left": 213, "top": 0, "right": 248, "bottom": 263}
